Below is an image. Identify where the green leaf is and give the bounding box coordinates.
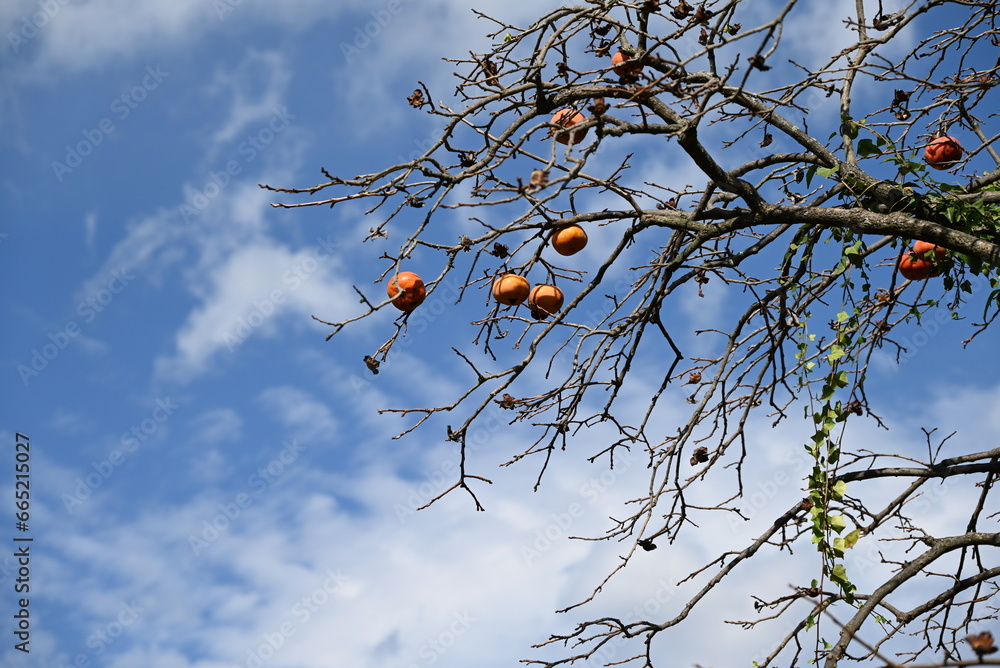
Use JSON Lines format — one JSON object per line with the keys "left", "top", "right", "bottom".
{"left": 827, "top": 345, "right": 845, "bottom": 363}
{"left": 833, "top": 537, "right": 846, "bottom": 557}
{"left": 844, "top": 528, "right": 861, "bottom": 549}
{"left": 833, "top": 371, "right": 849, "bottom": 388}
{"left": 816, "top": 165, "right": 840, "bottom": 180}
{"left": 857, "top": 138, "right": 882, "bottom": 158}
{"left": 840, "top": 116, "right": 859, "bottom": 140}
{"left": 828, "top": 514, "right": 847, "bottom": 533}
{"left": 805, "top": 165, "right": 818, "bottom": 188}
{"left": 830, "top": 563, "right": 850, "bottom": 584}
{"left": 831, "top": 480, "right": 848, "bottom": 500}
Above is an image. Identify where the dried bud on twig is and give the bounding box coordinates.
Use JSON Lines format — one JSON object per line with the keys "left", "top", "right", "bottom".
{"left": 966, "top": 632, "right": 997, "bottom": 658}
{"left": 693, "top": 5, "right": 713, "bottom": 24}
{"left": 891, "top": 89, "right": 911, "bottom": 120}
{"left": 690, "top": 446, "right": 709, "bottom": 465}
{"left": 407, "top": 89, "right": 426, "bottom": 108}
{"left": 671, "top": 1, "right": 692, "bottom": 20}
{"left": 481, "top": 57, "right": 500, "bottom": 87}
{"left": 588, "top": 97, "right": 609, "bottom": 115}
{"left": 497, "top": 393, "right": 518, "bottom": 410}
{"left": 872, "top": 13, "right": 902, "bottom": 30}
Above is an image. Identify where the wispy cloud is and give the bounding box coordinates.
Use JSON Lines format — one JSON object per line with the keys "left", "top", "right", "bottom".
{"left": 257, "top": 386, "right": 338, "bottom": 444}
{"left": 155, "top": 241, "right": 351, "bottom": 382}
{"left": 203, "top": 49, "right": 292, "bottom": 154}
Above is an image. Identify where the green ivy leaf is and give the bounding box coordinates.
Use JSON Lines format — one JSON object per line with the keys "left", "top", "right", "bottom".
{"left": 816, "top": 165, "right": 840, "bottom": 180}
{"left": 857, "top": 138, "right": 882, "bottom": 158}
{"left": 833, "top": 537, "right": 846, "bottom": 557}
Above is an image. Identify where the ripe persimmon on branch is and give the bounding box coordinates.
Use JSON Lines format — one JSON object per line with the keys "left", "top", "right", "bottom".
{"left": 264, "top": 1, "right": 1000, "bottom": 667}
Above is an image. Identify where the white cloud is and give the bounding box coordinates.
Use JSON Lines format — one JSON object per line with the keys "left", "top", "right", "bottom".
{"left": 190, "top": 408, "right": 244, "bottom": 447}
{"left": 257, "top": 386, "right": 338, "bottom": 444}
{"left": 156, "top": 242, "right": 353, "bottom": 382}
{"left": 12, "top": 375, "right": 1000, "bottom": 668}
{"left": 3, "top": 0, "right": 558, "bottom": 79}
{"left": 202, "top": 49, "right": 292, "bottom": 153}
{"left": 10, "top": 0, "right": 208, "bottom": 73}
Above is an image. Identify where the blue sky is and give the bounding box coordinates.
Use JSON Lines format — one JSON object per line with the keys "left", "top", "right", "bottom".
{"left": 1, "top": 1, "right": 998, "bottom": 667}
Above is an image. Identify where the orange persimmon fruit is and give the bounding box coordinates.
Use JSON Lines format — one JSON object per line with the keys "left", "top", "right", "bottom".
{"left": 527, "top": 284, "right": 564, "bottom": 318}
{"left": 551, "top": 109, "right": 588, "bottom": 145}
{"left": 923, "top": 136, "right": 963, "bottom": 170}
{"left": 386, "top": 271, "right": 426, "bottom": 311}
{"left": 912, "top": 240, "right": 947, "bottom": 261}
{"left": 550, "top": 225, "right": 588, "bottom": 256}
{"left": 897, "top": 242, "right": 945, "bottom": 281}
{"left": 611, "top": 51, "right": 641, "bottom": 77}
{"left": 492, "top": 274, "right": 531, "bottom": 306}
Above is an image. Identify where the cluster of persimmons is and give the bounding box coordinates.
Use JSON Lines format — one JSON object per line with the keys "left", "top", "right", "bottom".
{"left": 387, "top": 224, "right": 589, "bottom": 318}
{"left": 385, "top": 52, "right": 966, "bottom": 316}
